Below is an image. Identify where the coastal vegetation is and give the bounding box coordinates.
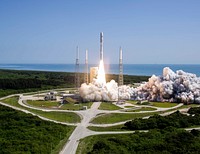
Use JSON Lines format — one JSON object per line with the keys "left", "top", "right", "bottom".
{"left": 77, "top": 128, "right": 200, "bottom": 154}
{"left": 79, "top": 107, "right": 200, "bottom": 153}
{"left": 0, "top": 69, "right": 149, "bottom": 97}
{"left": 0, "top": 104, "right": 75, "bottom": 154}
{"left": 125, "top": 109, "right": 200, "bottom": 130}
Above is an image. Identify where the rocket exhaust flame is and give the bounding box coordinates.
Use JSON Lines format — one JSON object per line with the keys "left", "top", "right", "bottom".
{"left": 96, "top": 60, "right": 106, "bottom": 85}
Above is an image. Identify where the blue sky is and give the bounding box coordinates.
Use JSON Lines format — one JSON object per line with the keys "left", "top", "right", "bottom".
{"left": 0, "top": 0, "right": 200, "bottom": 64}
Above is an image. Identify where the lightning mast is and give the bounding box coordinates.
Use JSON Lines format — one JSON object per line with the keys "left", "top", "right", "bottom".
{"left": 118, "top": 47, "right": 124, "bottom": 86}
{"left": 75, "top": 46, "right": 80, "bottom": 88}
{"left": 84, "top": 49, "right": 89, "bottom": 84}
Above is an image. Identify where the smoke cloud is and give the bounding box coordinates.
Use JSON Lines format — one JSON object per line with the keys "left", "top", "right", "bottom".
{"left": 131, "top": 67, "right": 200, "bottom": 104}
{"left": 79, "top": 79, "right": 132, "bottom": 102}
{"left": 79, "top": 67, "right": 200, "bottom": 104}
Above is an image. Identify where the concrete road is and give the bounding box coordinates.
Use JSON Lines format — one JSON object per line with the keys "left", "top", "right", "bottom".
{"left": 60, "top": 102, "right": 101, "bottom": 154}
{"left": 1, "top": 94, "right": 199, "bottom": 154}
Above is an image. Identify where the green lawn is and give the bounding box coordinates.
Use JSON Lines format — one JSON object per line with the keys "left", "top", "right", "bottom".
{"left": 98, "top": 102, "right": 122, "bottom": 110}
{"left": 125, "top": 100, "right": 138, "bottom": 105}
{"left": 27, "top": 100, "right": 60, "bottom": 108}
{"left": 124, "top": 106, "right": 135, "bottom": 108}
{"left": 91, "top": 103, "right": 192, "bottom": 124}
{"left": 179, "top": 104, "right": 200, "bottom": 109}
{"left": 60, "top": 102, "right": 93, "bottom": 110}
{"left": 87, "top": 124, "right": 125, "bottom": 131}
{"left": 91, "top": 112, "right": 159, "bottom": 124}
{"left": 125, "top": 107, "right": 157, "bottom": 112}
{"left": 1, "top": 96, "right": 81, "bottom": 123}
{"left": 151, "top": 102, "right": 178, "bottom": 108}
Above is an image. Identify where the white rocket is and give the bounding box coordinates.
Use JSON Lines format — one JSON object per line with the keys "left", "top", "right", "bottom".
{"left": 120, "top": 47, "right": 123, "bottom": 60}
{"left": 100, "top": 32, "right": 103, "bottom": 61}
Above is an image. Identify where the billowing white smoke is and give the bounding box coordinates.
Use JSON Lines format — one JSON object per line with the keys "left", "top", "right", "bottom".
{"left": 79, "top": 79, "right": 132, "bottom": 102}
{"left": 79, "top": 67, "right": 200, "bottom": 104}
{"left": 131, "top": 67, "right": 200, "bottom": 104}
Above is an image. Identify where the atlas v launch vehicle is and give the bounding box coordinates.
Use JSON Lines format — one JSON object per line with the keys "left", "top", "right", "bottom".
{"left": 100, "top": 32, "right": 103, "bottom": 61}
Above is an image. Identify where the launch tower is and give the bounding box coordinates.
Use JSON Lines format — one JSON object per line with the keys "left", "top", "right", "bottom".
{"left": 75, "top": 46, "right": 80, "bottom": 88}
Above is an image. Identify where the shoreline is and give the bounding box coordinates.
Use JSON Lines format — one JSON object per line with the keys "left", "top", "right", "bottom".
{"left": 0, "top": 64, "right": 200, "bottom": 76}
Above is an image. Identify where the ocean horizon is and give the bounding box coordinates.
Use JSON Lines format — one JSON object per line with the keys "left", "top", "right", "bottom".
{"left": 0, "top": 64, "right": 199, "bottom": 77}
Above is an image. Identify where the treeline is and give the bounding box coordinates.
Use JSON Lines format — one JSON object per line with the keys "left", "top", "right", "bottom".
{"left": 124, "top": 107, "right": 200, "bottom": 130}
{"left": 0, "top": 79, "right": 41, "bottom": 89}
{"left": 0, "top": 69, "right": 149, "bottom": 97}
{"left": 0, "top": 78, "right": 63, "bottom": 89}
{"left": 87, "top": 128, "right": 200, "bottom": 154}
{"left": 106, "top": 74, "right": 149, "bottom": 85}
{"left": 0, "top": 105, "right": 74, "bottom": 154}
{"left": 0, "top": 69, "right": 76, "bottom": 97}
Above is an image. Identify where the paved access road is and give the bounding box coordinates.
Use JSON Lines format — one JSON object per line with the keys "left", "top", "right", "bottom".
{"left": 0, "top": 94, "right": 199, "bottom": 154}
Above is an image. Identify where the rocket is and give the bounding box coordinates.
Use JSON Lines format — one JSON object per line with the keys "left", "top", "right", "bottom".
{"left": 85, "top": 49, "right": 88, "bottom": 63}
{"left": 100, "top": 32, "right": 103, "bottom": 61}
{"left": 76, "top": 46, "right": 79, "bottom": 60}
{"left": 119, "top": 47, "right": 122, "bottom": 61}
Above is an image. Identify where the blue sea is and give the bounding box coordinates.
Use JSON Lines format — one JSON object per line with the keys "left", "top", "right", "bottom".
{"left": 0, "top": 64, "right": 199, "bottom": 77}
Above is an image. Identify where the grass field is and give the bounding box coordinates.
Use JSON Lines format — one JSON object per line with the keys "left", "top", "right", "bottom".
{"left": 179, "top": 104, "right": 200, "bottom": 109}
{"left": 151, "top": 102, "right": 178, "bottom": 108}
{"left": 87, "top": 124, "right": 125, "bottom": 131}
{"left": 91, "top": 112, "right": 159, "bottom": 124}
{"left": 125, "top": 100, "right": 138, "bottom": 105}
{"left": 125, "top": 107, "right": 157, "bottom": 112}
{"left": 27, "top": 100, "right": 60, "bottom": 108}
{"left": 91, "top": 103, "right": 193, "bottom": 124}
{"left": 60, "top": 102, "right": 93, "bottom": 110}
{"left": 1, "top": 96, "right": 81, "bottom": 123}
{"left": 124, "top": 106, "right": 135, "bottom": 108}
{"left": 98, "top": 102, "right": 122, "bottom": 110}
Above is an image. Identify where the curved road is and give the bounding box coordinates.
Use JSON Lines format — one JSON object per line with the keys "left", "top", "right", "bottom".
{"left": 0, "top": 94, "right": 199, "bottom": 154}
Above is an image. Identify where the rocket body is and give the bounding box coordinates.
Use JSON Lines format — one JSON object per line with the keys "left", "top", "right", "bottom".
{"left": 100, "top": 32, "right": 103, "bottom": 61}
{"left": 120, "top": 47, "right": 122, "bottom": 60}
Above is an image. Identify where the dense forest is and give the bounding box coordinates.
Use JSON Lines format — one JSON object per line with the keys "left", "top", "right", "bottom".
{"left": 84, "top": 128, "right": 200, "bottom": 154}
{"left": 124, "top": 107, "right": 200, "bottom": 130}
{"left": 79, "top": 107, "right": 200, "bottom": 154}
{"left": 0, "top": 69, "right": 149, "bottom": 97}
{"left": 0, "top": 104, "right": 74, "bottom": 154}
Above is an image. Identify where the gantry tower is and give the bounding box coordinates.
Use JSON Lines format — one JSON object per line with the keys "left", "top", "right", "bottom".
{"left": 75, "top": 46, "right": 80, "bottom": 88}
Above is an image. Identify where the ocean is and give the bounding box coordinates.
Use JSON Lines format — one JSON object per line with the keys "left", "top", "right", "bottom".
{"left": 0, "top": 64, "right": 199, "bottom": 77}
